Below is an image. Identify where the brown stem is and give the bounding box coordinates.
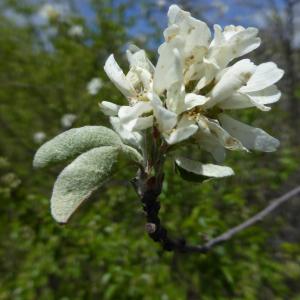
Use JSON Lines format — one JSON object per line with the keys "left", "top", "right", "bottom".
{"left": 131, "top": 171, "right": 187, "bottom": 252}
{"left": 132, "top": 171, "right": 300, "bottom": 253}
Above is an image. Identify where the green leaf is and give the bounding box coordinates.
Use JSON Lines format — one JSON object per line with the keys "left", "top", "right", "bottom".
{"left": 33, "top": 126, "right": 122, "bottom": 168}
{"left": 121, "top": 144, "right": 143, "bottom": 165}
{"left": 51, "top": 146, "right": 120, "bottom": 223}
{"left": 175, "top": 157, "right": 234, "bottom": 183}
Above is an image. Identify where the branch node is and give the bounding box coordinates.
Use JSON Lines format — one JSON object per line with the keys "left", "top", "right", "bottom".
{"left": 145, "top": 223, "right": 156, "bottom": 234}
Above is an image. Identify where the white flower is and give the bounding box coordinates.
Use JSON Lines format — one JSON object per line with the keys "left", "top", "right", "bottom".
{"left": 87, "top": 78, "right": 103, "bottom": 95}
{"left": 68, "top": 25, "right": 84, "bottom": 37}
{"left": 100, "top": 4, "right": 284, "bottom": 175}
{"left": 33, "top": 132, "right": 46, "bottom": 144}
{"left": 38, "top": 4, "right": 65, "bottom": 22}
{"left": 148, "top": 91, "right": 201, "bottom": 145}
{"left": 154, "top": 5, "right": 212, "bottom": 93}
{"left": 151, "top": 5, "right": 283, "bottom": 154}
{"left": 61, "top": 114, "right": 77, "bottom": 128}
{"left": 109, "top": 116, "right": 143, "bottom": 149}
{"left": 206, "top": 60, "right": 283, "bottom": 111}
{"left": 100, "top": 47, "right": 155, "bottom": 143}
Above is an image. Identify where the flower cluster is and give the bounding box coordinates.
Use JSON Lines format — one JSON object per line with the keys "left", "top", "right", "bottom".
{"left": 100, "top": 5, "right": 283, "bottom": 176}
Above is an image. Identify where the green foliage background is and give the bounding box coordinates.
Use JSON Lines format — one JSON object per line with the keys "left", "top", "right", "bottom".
{"left": 0, "top": 1, "right": 300, "bottom": 299}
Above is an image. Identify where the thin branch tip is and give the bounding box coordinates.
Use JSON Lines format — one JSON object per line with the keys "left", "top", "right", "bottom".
{"left": 136, "top": 175, "right": 300, "bottom": 253}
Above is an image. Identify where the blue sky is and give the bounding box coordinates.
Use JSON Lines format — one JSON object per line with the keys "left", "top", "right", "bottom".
{"left": 72, "top": 0, "right": 261, "bottom": 45}
{"left": 69, "top": 0, "right": 298, "bottom": 48}
{"left": 72, "top": 0, "right": 286, "bottom": 28}
{"left": 5, "top": 0, "right": 296, "bottom": 47}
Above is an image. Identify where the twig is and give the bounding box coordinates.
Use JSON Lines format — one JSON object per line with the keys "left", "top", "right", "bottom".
{"left": 185, "top": 186, "right": 300, "bottom": 253}
{"left": 131, "top": 172, "right": 187, "bottom": 251}
{"left": 133, "top": 171, "right": 300, "bottom": 254}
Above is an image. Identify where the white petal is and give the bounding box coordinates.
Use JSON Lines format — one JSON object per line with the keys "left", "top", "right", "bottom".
{"left": 218, "top": 113, "right": 280, "bottom": 152}
{"left": 109, "top": 117, "right": 143, "bottom": 148}
{"left": 247, "top": 85, "right": 281, "bottom": 105}
{"left": 207, "top": 25, "right": 230, "bottom": 68}
{"left": 104, "top": 54, "right": 136, "bottom": 98}
{"left": 211, "top": 24, "right": 224, "bottom": 47}
{"left": 125, "top": 66, "right": 152, "bottom": 92}
{"left": 125, "top": 68, "right": 140, "bottom": 89}
{"left": 225, "top": 26, "right": 261, "bottom": 58}
{"left": 149, "top": 93, "right": 177, "bottom": 132}
{"left": 197, "top": 115, "right": 211, "bottom": 135}
{"left": 184, "top": 20, "right": 211, "bottom": 54}
{"left": 218, "top": 93, "right": 249, "bottom": 110}
{"left": 118, "top": 102, "right": 152, "bottom": 124}
{"left": 165, "top": 125, "right": 198, "bottom": 145}
{"left": 164, "top": 24, "right": 180, "bottom": 42}
{"left": 164, "top": 115, "right": 198, "bottom": 145}
{"left": 177, "top": 114, "right": 196, "bottom": 128}
{"left": 154, "top": 39, "right": 184, "bottom": 95}
{"left": 184, "top": 93, "right": 209, "bottom": 110}
{"left": 222, "top": 25, "right": 246, "bottom": 40}
{"left": 167, "top": 5, "right": 211, "bottom": 51}
{"left": 219, "top": 93, "right": 271, "bottom": 111}
{"left": 165, "top": 5, "right": 212, "bottom": 87}
{"left": 133, "top": 67, "right": 153, "bottom": 91}
{"left": 168, "top": 4, "right": 183, "bottom": 24}
{"left": 166, "top": 80, "right": 186, "bottom": 114}
{"left": 162, "top": 47, "right": 186, "bottom": 114}
{"left": 126, "top": 48, "right": 155, "bottom": 74}
{"left": 183, "top": 47, "right": 209, "bottom": 84}
{"left": 124, "top": 116, "right": 154, "bottom": 131}
{"left": 206, "top": 59, "right": 256, "bottom": 108}
{"left": 197, "top": 130, "right": 226, "bottom": 162}
{"left": 175, "top": 156, "right": 234, "bottom": 178}
{"left": 194, "top": 58, "right": 220, "bottom": 91}
{"left": 209, "top": 25, "right": 261, "bottom": 68}
{"left": 239, "top": 62, "right": 284, "bottom": 93}
{"left": 207, "top": 120, "right": 246, "bottom": 151}
{"left": 99, "top": 101, "right": 120, "bottom": 116}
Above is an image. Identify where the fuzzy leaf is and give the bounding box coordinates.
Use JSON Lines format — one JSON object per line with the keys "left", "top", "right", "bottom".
{"left": 51, "top": 146, "right": 120, "bottom": 223}
{"left": 121, "top": 144, "right": 143, "bottom": 165}
{"left": 33, "top": 126, "right": 122, "bottom": 168}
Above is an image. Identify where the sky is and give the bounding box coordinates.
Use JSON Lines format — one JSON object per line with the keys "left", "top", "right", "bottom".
{"left": 72, "top": 0, "right": 286, "bottom": 26}
{"left": 70, "top": 0, "right": 292, "bottom": 40}
{"left": 71, "top": 0, "right": 264, "bottom": 45}
{"left": 3, "top": 0, "right": 299, "bottom": 47}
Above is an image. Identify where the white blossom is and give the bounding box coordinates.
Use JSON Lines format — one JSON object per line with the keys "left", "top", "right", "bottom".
{"left": 33, "top": 131, "right": 46, "bottom": 144}
{"left": 87, "top": 78, "right": 103, "bottom": 95}
{"left": 101, "top": 47, "right": 155, "bottom": 141}
{"left": 61, "top": 114, "right": 77, "bottom": 128}
{"left": 68, "top": 25, "right": 84, "bottom": 37}
{"left": 100, "top": 4, "right": 284, "bottom": 175}
{"left": 38, "top": 4, "right": 66, "bottom": 22}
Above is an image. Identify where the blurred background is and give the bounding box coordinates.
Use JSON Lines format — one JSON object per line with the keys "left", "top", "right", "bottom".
{"left": 0, "top": 0, "right": 300, "bottom": 299}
